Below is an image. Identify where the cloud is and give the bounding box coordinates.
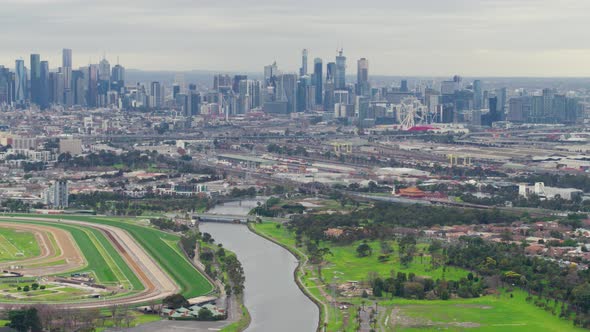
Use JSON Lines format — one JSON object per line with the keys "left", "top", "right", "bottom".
{"left": 1, "top": 0, "right": 589, "bottom": 76}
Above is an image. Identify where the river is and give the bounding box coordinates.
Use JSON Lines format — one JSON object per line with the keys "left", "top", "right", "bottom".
{"left": 200, "top": 199, "right": 319, "bottom": 332}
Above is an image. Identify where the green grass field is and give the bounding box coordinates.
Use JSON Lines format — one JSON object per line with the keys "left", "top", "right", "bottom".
{"left": 252, "top": 222, "right": 583, "bottom": 332}
{"left": 7, "top": 219, "right": 143, "bottom": 291}
{"left": 379, "top": 290, "right": 585, "bottom": 332}
{"left": 253, "top": 223, "right": 468, "bottom": 284}
{"left": 15, "top": 215, "right": 214, "bottom": 298}
{"left": 0, "top": 227, "right": 40, "bottom": 261}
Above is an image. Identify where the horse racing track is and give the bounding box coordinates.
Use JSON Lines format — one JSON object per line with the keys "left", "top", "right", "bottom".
{"left": 0, "top": 215, "right": 214, "bottom": 308}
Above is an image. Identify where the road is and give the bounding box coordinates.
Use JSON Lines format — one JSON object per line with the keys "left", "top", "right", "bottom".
{"left": 105, "top": 319, "right": 229, "bottom": 332}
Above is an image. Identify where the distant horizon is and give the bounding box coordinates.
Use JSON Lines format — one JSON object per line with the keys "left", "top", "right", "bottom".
{"left": 3, "top": 0, "right": 590, "bottom": 77}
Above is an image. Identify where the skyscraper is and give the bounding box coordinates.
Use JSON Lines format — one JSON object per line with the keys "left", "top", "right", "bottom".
{"left": 264, "top": 62, "right": 278, "bottom": 87}
{"left": 0, "top": 66, "right": 13, "bottom": 105}
{"left": 277, "top": 73, "right": 297, "bottom": 113}
{"left": 473, "top": 80, "right": 482, "bottom": 110}
{"left": 30, "top": 54, "right": 41, "bottom": 104}
{"left": 232, "top": 75, "right": 247, "bottom": 93}
{"left": 150, "top": 81, "right": 162, "bottom": 108}
{"left": 14, "top": 60, "right": 26, "bottom": 104}
{"left": 98, "top": 57, "right": 111, "bottom": 82}
{"left": 39, "top": 61, "right": 49, "bottom": 109}
{"left": 356, "top": 58, "right": 369, "bottom": 96}
{"left": 62, "top": 48, "right": 73, "bottom": 104}
{"left": 313, "top": 58, "right": 323, "bottom": 106}
{"left": 300, "top": 49, "right": 308, "bottom": 76}
{"left": 111, "top": 64, "right": 125, "bottom": 93}
{"left": 86, "top": 65, "right": 98, "bottom": 107}
{"left": 334, "top": 49, "right": 346, "bottom": 90}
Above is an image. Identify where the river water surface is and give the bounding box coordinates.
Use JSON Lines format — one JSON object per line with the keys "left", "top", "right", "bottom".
{"left": 200, "top": 199, "right": 319, "bottom": 332}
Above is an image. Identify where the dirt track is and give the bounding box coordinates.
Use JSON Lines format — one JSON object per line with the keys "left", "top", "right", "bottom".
{"left": 0, "top": 222, "right": 85, "bottom": 275}
{"left": 0, "top": 216, "right": 180, "bottom": 308}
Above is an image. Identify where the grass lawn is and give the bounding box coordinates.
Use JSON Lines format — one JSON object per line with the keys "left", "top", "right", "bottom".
{"left": 0, "top": 227, "right": 40, "bottom": 261}
{"left": 220, "top": 303, "right": 251, "bottom": 332}
{"left": 6, "top": 219, "right": 143, "bottom": 291}
{"left": 379, "top": 290, "right": 585, "bottom": 332}
{"left": 254, "top": 222, "right": 468, "bottom": 284}
{"left": 323, "top": 240, "right": 468, "bottom": 284}
{"left": 14, "top": 215, "right": 214, "bottom": 298}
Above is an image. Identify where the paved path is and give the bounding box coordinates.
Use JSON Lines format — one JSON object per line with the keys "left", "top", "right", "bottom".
{"left": 106, "top": 320, "right": 229, "bottom": 332}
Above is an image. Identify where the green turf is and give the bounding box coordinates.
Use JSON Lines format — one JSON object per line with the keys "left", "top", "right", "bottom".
{"left": 5, "top": 219, "right": 143, "bottom": 291}
{"left": 253, "top": 223, "right": 468, "bottom": 284}
{"left": 15, "top": 215, "right": 214, "bottom": 298}
{"left": 0, "top": 227, "right": 40, "bottom": 261}
{"left": 380, "top": 290, "right": 585, "bottom": 332}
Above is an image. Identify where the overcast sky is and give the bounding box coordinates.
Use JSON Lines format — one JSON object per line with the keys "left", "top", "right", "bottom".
{"left": 1, "top": 0, "right": 590, "bottom": 76}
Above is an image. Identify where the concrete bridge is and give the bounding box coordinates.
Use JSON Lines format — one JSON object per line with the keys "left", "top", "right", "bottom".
{"left": 193, "top": 213, "right": 289, "bottom": 224}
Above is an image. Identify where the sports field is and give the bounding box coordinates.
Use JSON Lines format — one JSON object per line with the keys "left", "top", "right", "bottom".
{"left": 0, "top": 214, "right": 214, "bottom": 307}
{"left": 0, "top": 227, "right": 40, "bottom": 261}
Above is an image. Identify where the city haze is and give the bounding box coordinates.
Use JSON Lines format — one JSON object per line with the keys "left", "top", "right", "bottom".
{"left": 2, "top": 0, "right": 590, "bottom": 76}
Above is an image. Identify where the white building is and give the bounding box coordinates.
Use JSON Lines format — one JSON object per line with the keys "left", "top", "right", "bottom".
{"left": 518, "top": 182, "right": 583, "bottom": 201}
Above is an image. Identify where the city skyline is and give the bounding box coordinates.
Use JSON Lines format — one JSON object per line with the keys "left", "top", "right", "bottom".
{"left": 2, "top": 0, "right": 590, "bottom": 77}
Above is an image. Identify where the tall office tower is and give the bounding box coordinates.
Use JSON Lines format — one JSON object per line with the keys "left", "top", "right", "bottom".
{"left": 111, "top": 64, "right": 125, "bottom": 93}
{"left": 296, "top": 75, "right": 312, "bottom": 112}
{"left": 189, "top": 92, "right": 201, "bottom": 116}
{"left": 496, "top": 87, "right": 507, "bottom": 114}
{"left": 97, "top": 58, "right": 111, "bottom": 106}
{"left": 400, "top": 80, "right": 409, "bottom": 92}
{"left": 150, "top": 81, "right": 162, "bottom": 108}
{"left": 300, "top": 49, "right": 308, "bottom": 76}
{"left": 86, "top": 65, "right": 98, "bottom": 107}
{"left": 334, "top": 49, "right": 346, "bottom": 90}
{"left": 326, "top": 62, "right": 335, "bottom": 81}
{"left": 39, "top": 61, "right": 49, "bottom": 109}
{"left": 542, "top": 88, "right": 553, "bottom": 122}
{"left": 49, "top": 72, "right": 64, "bottom": 105}
{"left": 356, "top": 58, "right": 369, "bottom": 96}
{"left": 213, "top": 74, "right": 231, "bottom": 91}
{"left": 98, "top": 57, "right": 111, "bottom": 82}
{"left": 313, "top": 58, "right": 323, "bottom": 106}
{"left": 237, "top": 79, "right": 255, "bottom": 114}
{"left": 276, "top": 74, "right": 297, "bottom": 113}
{"left": 264, "top": 61, "right": 278, "bottom": 87}
{"left": 62, "top": 49, "right": 72, "bottom": 103}
{"left": 324, "top": 62, "right": 336, "bottom": 111}
{"left": 30, "top": 54, "right": 41, "bottom": 104}
{"left": 14, "top": 60, "right": 26, "bottom": 104}
{"left": 473, "top": 80, "right": 482, "bottom": 110}
{"left": 72, "top": 70, "right": 85, "bottom": 105}
{"left": 173, "top": 84, "right": 180, "bottom": 99}
{"left": 232, "top": 75, "right": 247, "bottom": 93}
{"left": 0, "top": 66, "right": 13, "bottom": 105}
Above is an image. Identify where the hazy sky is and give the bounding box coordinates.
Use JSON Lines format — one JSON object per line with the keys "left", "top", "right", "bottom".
{"left": 2, "top": 0, "right": 590, "bottom": 76}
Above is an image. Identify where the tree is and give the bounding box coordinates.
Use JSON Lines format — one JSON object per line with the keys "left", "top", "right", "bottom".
{"left": 198, "top": 307, "right": 214, "bottom": 320}
{"left": 163, "top": 294, "right": 189, "bottom": 309}
{"left": 356, "top": 243, "right": 372, "bottom": 257}
{"left": 8, "top": 308, "right": 42, "bottom": 332}
{"left": 573, "top": 283, "right": 590, "bottom": 313}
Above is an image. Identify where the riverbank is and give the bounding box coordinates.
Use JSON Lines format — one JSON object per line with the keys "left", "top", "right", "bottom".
{"left": 250, "top": 221, "right": 585, "bottom": 332}
{"left": 247, "top": 222, "right": 328, "bottom": 332}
